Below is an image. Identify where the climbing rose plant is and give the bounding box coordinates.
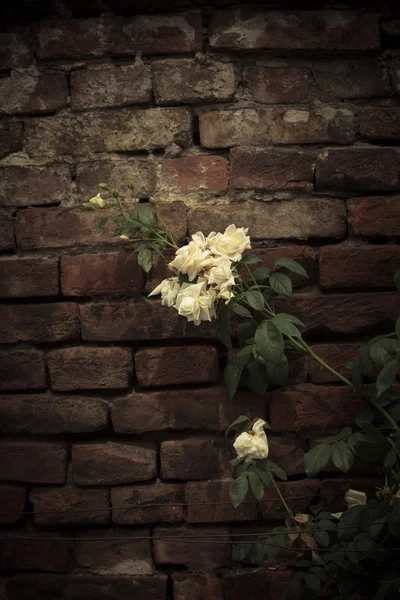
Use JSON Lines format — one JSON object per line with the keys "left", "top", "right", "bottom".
{"left": 85, "top": 184, "right": 400, "bottom": 600}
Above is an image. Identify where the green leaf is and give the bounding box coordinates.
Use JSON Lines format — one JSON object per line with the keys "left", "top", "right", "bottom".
{"left": 329, "top": 426, "right": 352, "bottom": 442}
{"left": 240, "top": 254, "right": 262, "bottom": 265}
{"left": 304, "top": 444, "right": 332, "bottom": 477}
{"left": 351, "top": 355, "right": 362, "bottom": 389}
{"left": 318, "top": 519, "right": 337, "bottom": 531}
{"left": 254, "top": 465, "right": 271, "bottom": 487}
{"left": 286, "top": 578, "right": 301, "bottom": 600}
{"left": 359, "top": 344, "right": 375, "bottom": 377}
{"left": 230, "top": 475, "right": 249, "bottom": 508}
{"left": 395, "top": 269, "right": 400, "bottom": 291}
{"left": 217, "top": 303, "right": 232, "bottom": 350}
{"left": 274, "top": 257, "right": 308, "bottom": 279}
{"left": 225, "top": 415, "right": 251, "bottom": 438}
{"left": 355, "top": 409, "right": 375, "bottom": 428}
{"left": 137, "top": 248, "right": 152, "bottom": 272}
{"left": 370, "top": 339, "right": 400, "bottom": 368}
{"left": 232, "top": 543, "right": 250, "bottom": 561}
{"left": 272, "top": 313, "right": 302, "bottom": 338}
{"left": 338, "top": 506, "right": 365, "bottom": 541}
{"left": 278, "top": 313, "right": 305, "bottom": 328}
{"left": 97, "top": 216, "right": 109, "bottom": 231}
{"left": 237, "top": 322, "right": 257, "bottom": 348}
{"left": 331, "top": 441, "right": 354, "bottom": 473}
{"left": 224, "top": 361, "right": 244, "bottom": 400}
{"left": 384, "top": 446, "right": 397, "bottom": 469}
{"left": 230, "top": 304, "right": 253, "bottom": 318}
{"left": 255, "top": 320, "right": 284, "bottom": 364}
{"left": 265, "top": 355, "right": 289, "bottom": 386}
{"left": 305, "top": 574, "right": 321, "bottom": 593}
{"left": 267, "top": 460, "right": 288, "bottom": 481}
{"left": 137, "top": 205, "right": 156, "bottom": 228}
{"left": 244, "top": 359, "right": 269, "bottom": 396}
{"left": 253, "top": 266, "right": 270, "bottom": 281}
{"left": 248, "top": 471, "right": 265, "bottom": 501}
{"left": 269, "top": 272, "right": 293, "bottom": 297}
{"left": 347, "top": 431, "right": 367, "bottom": 453}
{"left": 247, "top": 543, "right": 265, "bottom": 564}
{"left": 396, "top": 317, "right": 400, "bottom": 340}
{"left": 246, "top": 290, "right": 265, "bottom": 312}
{"left": 377, "top": 359, "right": 399, "bottom": 397}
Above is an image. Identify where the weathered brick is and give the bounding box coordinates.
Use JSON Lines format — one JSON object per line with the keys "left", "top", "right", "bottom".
{"left": 224, "top": 568, "right": 293, "bottom": 600}
{"left": 72, "top": 442, "right": 157, "bottom": 485}
{"left": 268, "top": 435, "right": 305, "bottom": 476}
{"left": 0, "top": 349, "right": 46, "bottom": 390}
{"left": 74, "top": 529, "right": 154, "bottom": 575}
{"left": 313, "top": 59, "right": 389, "bottom": 99}
{"left": 382, "top": 19, "right": 400, "bottom": 47}
{"left": 209, "top": 10, "right": 379, "bottom": 51}
{"left": 7, "top": 574, "right": 167, "bottom": 600}
{"left": 17, "top": 202, "right": 187, "bottom": 249}
{"left": 76, "top": 157, "right": 156, "bottom": 200}
{"left": 153, "top": 58, "right": 236, "bottom": 104}
{"left": 307, "top": 344, "right": 361, "bottom": 384}
{"left": 0, "top": 219, "right": 14, "bottom": 251}
{"left": 0, "top": 69, "right": 68, "bottom": 115}
{"left": 0, "top": 441, "right": 67, "bottom": 483}
{"left": 189, "top": 200, "right": 346, "bottom": 240}
{"left": 0, "top": 164, "right": 72, "bottom": 207}
{"left": 231, "top": 148, "right": 315, "bottom": 191}
{"left": 391, "top": 57, "right": 400, "bottom": 96}
{"left": 243, "top": 65, "right": 310, "bottom": 103}
{"left": 219, "top": 388, "right": 267, "bottom": 432}
{"left": 200, "top": 107, "right": 354, "bottom": 148}
{"left": 0, "top": 534, "right": 69, "bottom": 572}
{"left": 160, "top": 156, "right": 228, "bottom": 192}
{"left": 250, "top": 246, "right": 317, "bottom": 286}
{"left": 61, "top": 253, "right": 143, "bottom": 296}
{"left": 0, "top": 302, "right": 79, "bottom": 343}
{"left": 186, "top": 480, "right": 257, "bottom": 523}
{"left": 0, "top": 257, "right": 59, "bottom": 297}
{"left": 0, "top": 121, "right": 23, "bottom": 159}
{"left": 0, "top": 30, "right": 33, "bottom": 69}
{"left": 0, "top": 484, "right": 25, "bottom": 524}
{"left": 319, "top": 245, "right": 400, "bottom": 289}
{"left": 276, "top": 292, "right": 398, "bottom": 335}
{"left": 30, "top": 486, "right": 110, "bottom": 525}
{"left": 153, "top": 526, "right": 231, "bottom": 569}
{"left": 112, "top": 483, "right": 184, "bottom": 525}
{"left": 359, "top": 107, "right": 400, "bottom": 141}
{"left": 316, "top": 148, "right": 399, "bottom": 192}
{"left": 161, "top": 438, "right": 230, "bottom": 480}
{"left": 48, "top": 347, "right": 133, "bottom": 391}
{"left": 135, "top": 345, "right": 218, "bottom": 387}
{"left": 71, "top": 64, "right": 151, "bottom": 110}
{"left": 0, "top": 394, "right": 108, "bottom": 434}
{"left": 347, "top": 196, "right": 400, "bottom": 237}
{"left": 36, "top": 14, "right": 202, "bottom": 59}
{"left": 259, "top": 479, "right": 320, "bottom": 520}
{"left": 174, "top": 574, "right": 223, "bottom": 600}
{"left": 269, "top": 385, "right": 366, "bottom": 432}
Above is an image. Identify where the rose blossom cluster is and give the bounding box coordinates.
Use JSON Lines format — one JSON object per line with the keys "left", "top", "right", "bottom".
{"left": 149, "top": 224, "right": 251, "bottom": 325}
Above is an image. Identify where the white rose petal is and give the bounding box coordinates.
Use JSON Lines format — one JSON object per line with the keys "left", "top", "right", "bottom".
{"left": 88, "top": 193, "right": 106, "bottom": 209}
{"left": 208, "top": 224, "right": 251, "bottom": 262}
{"left": 345, "top": 489, "right": 367, "bottom": 509}
{"left": 169, "top": 241, "right": 214, "bottom": 281}
{"left": 148, "top": 277, "right": 180, "bottom": 307}
{"left": 174, "top": 281, "right": 217, "bottom": 326}
{"left": 206, "top": 256, "right": 236, "bottom": 290}
{"left": 233, "top": 418, "right": 269, "bottom": 462}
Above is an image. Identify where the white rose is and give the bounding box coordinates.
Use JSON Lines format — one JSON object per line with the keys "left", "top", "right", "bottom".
{"left": 206, "top": 256, "right": 236, "bottom": 290}
{"left": 233, "top": 419, "right": 269, "bottom": 462}
{"left": 198, "top": 287, "right": 217, "bottom": 323}
{"left": 175, "top": 281, "right": 217, "bottom": 325}
{"left": 169, "top": 241, "right": 214, "bottom": 281}
{"left": 191, "top": 231, "right": 208, "bottom": 250}
{"left": 88, "top": 193, "right": 106, "bottom": 209}
{"left": 217, "top": 284, "right": 235, "bottom": 304}
{"left": 148, "top": 277, "right": 180, "bottom": 307}
{"left": 208, "top": 224, "right": 251, "bottom": 262}
{"left": 345, "top": 489, "right": 367, "bottom": 509}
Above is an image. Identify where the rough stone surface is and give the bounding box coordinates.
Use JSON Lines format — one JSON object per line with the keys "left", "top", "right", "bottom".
{"left": 174, "top": 574, "right": 224, "bottom": 600}
{"left": 268, "top": 435, "right": 306, "bottom": 476}
{"left": 0, "top": 441, "right": 67, "bottom": 483}
{"left": 0, "top": 69, "right": 68, "bottom": 115}
{"left": 72, "top": 441, "right": 157, "bottom": 485}
{"left": 48, "top": 346, "right": 133, "bottom": 391}
{"left": 0, "top": 484, "right": 26, "bottom": 524}
{"left": 161, "top": 438, "right": 230, "bottom": 480}
{"left": 71, "top": 64, "right": 152, "bottom": 110}
{"left": 0, "top": 121, "right": 24, "bottom": 160}
{"left": 259, "top": 479, "right": 320, "bottom": 520}
{"left": 0, "top": 257, "right": 59, "bottom": 297}
{"left": 347, "top": 196, "right": 400, "bottom": 237}
{"left": 0, "top": 30, "right": 34, "bottom": 69}
{"left": 224, "top": 569, "right": 293, "bottom": 600}
{"left": 313, "top": 59, "right": 389, "bottom": 99}
{"left": 0, "top": 535, "right": 69, "bottom": 573}
{"left": 0, "top": 303, "right": 80, "bottom": 343}
{"left": 153, "top": 58, "right": 237, "bottom": 104}
{"left": 307, "top": 344, "right": 361, "bottom": 384}
{"left": 0, "top": 164, "right": 72, "bottom": 207}
{"left": 30, "top": 487, "right": 110, "bottom": 525}
{"left": 160, "top": 156, "right": 229, "bottom": 192}
{"left": 391, "top": 57, "right": 400, "bottom": 95}
{"left": 186, "top": 480, "right": 257, "bottom": 523}
{"left": 243, "top": 66, "right": 310, "bottom": 103}
{"left": 112, "top": 483, "right": 184, "bottom": 525}
{"left": 358, "top": 107, "right": 400, "bottom": 141}
{"left": 0, "top": 220, "right": 15, "bottom": 251}
{"left": 0, "top": 349, "right": 46, "bottom": 390}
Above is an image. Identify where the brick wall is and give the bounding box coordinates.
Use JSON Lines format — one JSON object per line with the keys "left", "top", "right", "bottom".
{"left": 0, "top": 0, "right": 399, "bottom": 598}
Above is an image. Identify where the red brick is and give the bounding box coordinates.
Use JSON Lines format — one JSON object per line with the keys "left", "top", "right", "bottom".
{"left": 0, "top": 534, "right": 69, "bottom": 572}
{"left": 316, "top": 148, "right": 399, "bottom": 192}
{"left": 74, "top": 529, "right": 154, "bottom": 575}
{"left": 0, "top": 441, "right": 67, "bottom": 483}
{"left": 71, "top": 64, "right": 151, "bottom": 110}
{"left": 161, "top": 438, "right": 230, "bottom": 480}
{"left": 359, "top": 107, "right": 400, "bottom": 141}
{"left": 75, "top": 157, "right": 156, "bottom": 200}
{"left": 189, "top": 200, "right": 346, "bottom": 240}
{"left": 219, "top": 388, "right": 268, "bottom": 432}
{"left": 200, "top": 107, "right": 354, "bottom": 148}
{"left": 268, "top": 435, "right": 305, "bottom": 476}
{"left": 186, "top": 480, "right": 257, "bottom": 524}
{"left": 7, "top": 574, "right": 167, "bottom": 600}
{"left": 17, "top": 202, "right": 187, "bottom": 249}
{"left": 135, "top": 345, "right": 218, "bottom": 387}
{"left": 307, "top": 344, "right": 361, "bottom": 384}
{"left": 313, "top": 59, "right": 389, "bottom": 99}
{"left": 112, "top": 483, "right": 184, "bottom": 525}
{"left": 0, "top": 258, "right": 59, "bottom": 297}
{"left": 250, "top": 246, "right": 317, "bottom": 286}
{"left": 61, "top": 253, "right": 143, "bottom": 296}
{"left": 243, "top": 65, "right": 310, "bottom": 103}
{"left": 0, "top": 303, "right": 80, "bottom": 343}
{"left": 25, "top": 108, "right": 192, "bottom": 156}
{"left": 269, "top": 385, "right": 366, "bottom": 432}
{"left": 224, "top": 569, "right": 293, "bottom": 600}
{"left": 392, "top": 57, "right": 400, "bottom": 96}
{"left": 347, "top": 196, "right": 400, "bottom": 237}
{"left": 153, "top": 526, "right": 231, "bottom": 569}
{"left": 0, "top": 484, "right": 26, "bottom": 524}
{"left": 48, "top": 346, "right": 132, "bottom": 391}
{"left": 231, "top": 148, "right": 315, "bottom": 192}
{"left": 174, "top": 574, "right": 223, "bottom": 600}
{"left": 321, "top": 477, "right": 381, "bottom": 512}
{"left": 0, "top": 70, "right": 68, "bottom": 115}
{"left": 0, "top": 394, "right": 108, "bottom": 434}
{"left": 0, "top": 219, "right": 14, "bottom": 251}
{"left": 0, "top": 121, "right": 23, "bottom": 159}
{"left": 0, "top": 29, "right": 33, "bottom": 69}
{"left": 72, "top": 442, "right": 157, "bottom": 485}
{"left": 276, "top": 292, "right": 398, "bottom": 335}
{"left": 319, "top": 245, "right": 400, "bottom": 289}
{"left": 0, "top": 349, "right": 46, "bottom": 390}
{"left": 30, "top": 486, "right": 110, "bottom": 525}
{"left": 0, "top": 164, "right": 72, "bottom": 207}
{"left": 161, "top": 156, "right": 228, "bottom": 192}
{"left": 259, "top": 479, "right": 320, "bottom": 520}
{"left": 210, "top": 10, "right": 379, "bottom": 51}
{"left": 153, "top": 58, "right": 236, "bottom": 104}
